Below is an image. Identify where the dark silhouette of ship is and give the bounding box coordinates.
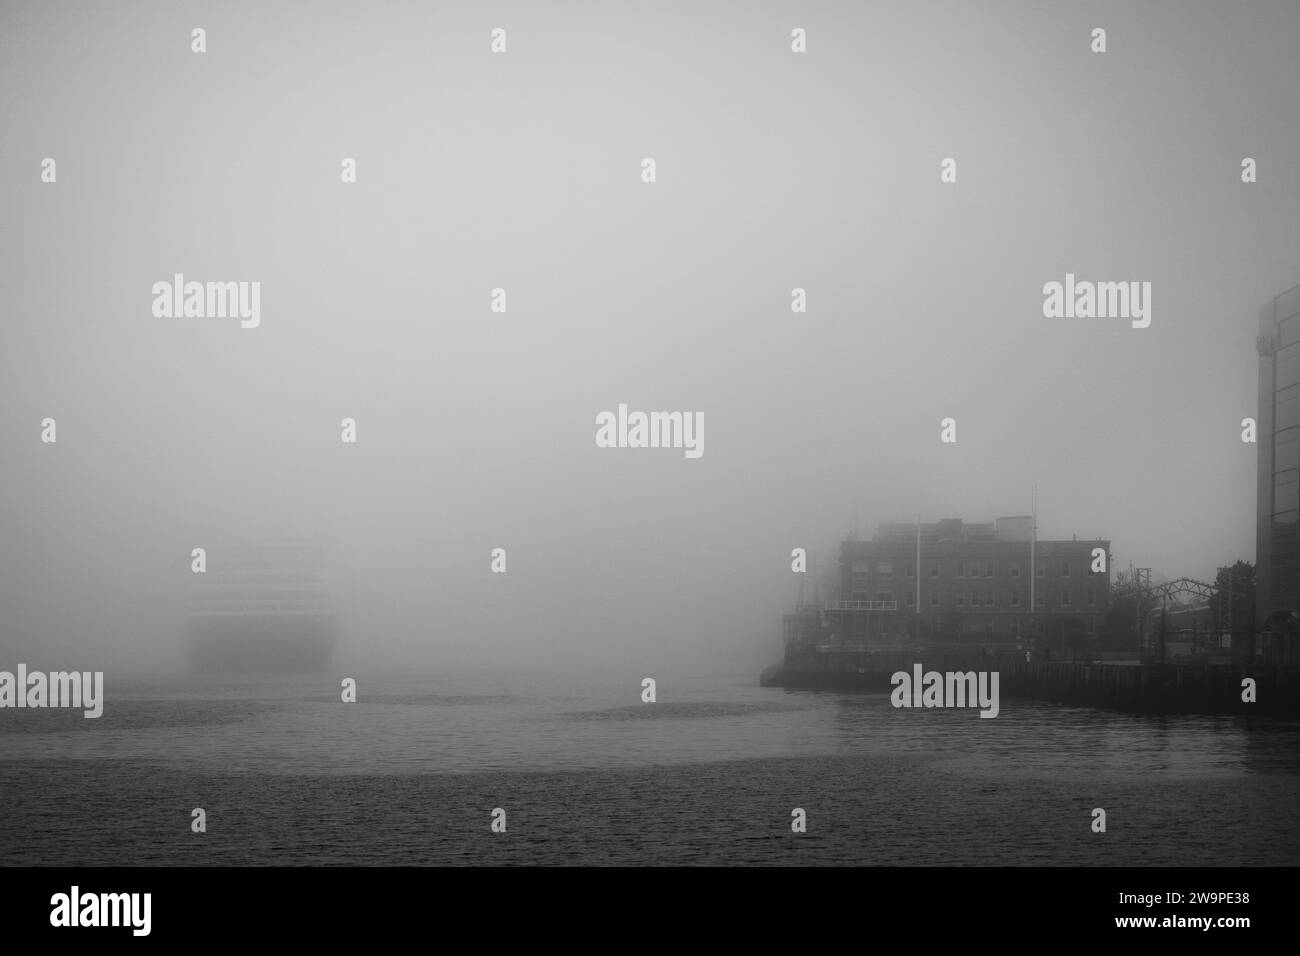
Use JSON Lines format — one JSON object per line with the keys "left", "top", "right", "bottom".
{"left": 186, "top": 542, "right": 337, "bottom": 673}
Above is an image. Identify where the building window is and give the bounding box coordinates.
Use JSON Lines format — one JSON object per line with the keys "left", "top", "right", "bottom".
{"left": 1036, "top": 564, "right": 1045, "bottom": 578}
{"left": 931, "top": 592, "right": 940, "bottom": 607}
{"left": 931, "top": 563, "right": 941, "bottom": 578}
{"left": 1281, "top": 313, "right": 1300, "bottom": 348}
{"left": 1087, "top": 587, "right": 1095, "bottom": 607}
{"left": 1275, "top": 427, "right": 1300, "bottom": 471}
{"left": 1275, "top": 470, "right": 1300, "bottom": 514}
{"left": 906, "top": 592, "right": 914, "bottom": 608}
{"left": 1011, "top": 589, "right": 1020, "bottom": 607}
{"left": 985, "top": 591, "right": 995, "bottom": 607}
{"left": 1061, "top": 560, "right": 1070, "bottom": 577}
{"left": 1061, "top": 590, "right": 1070, "bottom": 606}
{"left": 1278, "top": 341, "right": 1300, "bottom": 388}
{"left": 877, "top": 562, "right": 894, "bottom": 578}
{"left": 1279, "top": 384, "right": 1300, "bottom": 431}
{"left": 877, "top": 592, "right": 893, "bottom": 604}
{"left": 1036, "top": 590, "right": 1045, "bottom": 606}
{"left": 956, "top": 593, "right": 965, "bottom": 606}
{"left": 906, "top": 562, "right": 914, "bottom": 578}
{"left": 1011, "top": 565, "right": 1020, "bottom": 578}
{"left": 956, "top": 561, "right": 965, "bottom": 578}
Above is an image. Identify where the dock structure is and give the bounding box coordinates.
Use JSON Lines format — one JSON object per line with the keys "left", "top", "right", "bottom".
{"left": 768, "top": 513, "right": 1300, "bottom": 713}
{"left": 1002, "top": 660, "right": 1299, "bottom": 715}
{"left": 763, "top": 656, "right": 1300, "bottom": 714}
{"left": 766, "top": 643, "right": 1017, "bottom": 691}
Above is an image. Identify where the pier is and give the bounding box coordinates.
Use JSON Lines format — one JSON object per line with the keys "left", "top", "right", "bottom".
{"left": 764, "top": 654, "right": 1300, "bottom": 715}
{"left": 1002, "top": 660, "right": 1300, "bottom": 716}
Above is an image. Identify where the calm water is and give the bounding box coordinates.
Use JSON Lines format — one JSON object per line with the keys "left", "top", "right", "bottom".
{"left": 2, "top": 668, "right": 1298, "bottom": 865}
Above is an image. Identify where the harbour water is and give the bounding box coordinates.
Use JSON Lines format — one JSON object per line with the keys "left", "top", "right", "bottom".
{"left": 2, "top": 668, "right": 1298, "bottom": 866}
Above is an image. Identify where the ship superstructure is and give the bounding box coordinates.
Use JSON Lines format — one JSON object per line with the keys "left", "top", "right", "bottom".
{"left": 186, "top": 542, "right": 337, "bottom": 673}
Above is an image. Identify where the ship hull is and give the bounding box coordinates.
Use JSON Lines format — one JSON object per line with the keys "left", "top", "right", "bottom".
{"left": 187, "top": 614, "right": 337, "bottom": 674}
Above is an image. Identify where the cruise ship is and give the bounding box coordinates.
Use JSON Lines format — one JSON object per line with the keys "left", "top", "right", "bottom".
{"left": 186, "top": 542, "right": 338, "bottom": 673}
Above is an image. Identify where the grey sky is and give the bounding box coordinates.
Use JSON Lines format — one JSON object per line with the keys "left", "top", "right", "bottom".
{"left": 2, "top": 0, "right": 1298, "bottom": 674}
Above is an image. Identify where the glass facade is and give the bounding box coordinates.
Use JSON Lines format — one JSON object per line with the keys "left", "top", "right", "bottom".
{"left": 1276, "top": 324, "right": 1300, "bottom": 611}
{"left": 1261, "top": 296, "right": 1300, "bottom": 618}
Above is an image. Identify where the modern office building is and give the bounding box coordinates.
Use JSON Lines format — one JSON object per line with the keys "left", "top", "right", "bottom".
{"left": 831, "top": 517, "right": 1110, "bottom": 644}
{"left": 1256, "top": 282, "right": 1300, "bottom": 629}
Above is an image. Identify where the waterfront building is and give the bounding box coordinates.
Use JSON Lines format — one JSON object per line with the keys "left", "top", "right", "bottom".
{"left": 824, "top": 517, "right": 1110, "bottom": 646}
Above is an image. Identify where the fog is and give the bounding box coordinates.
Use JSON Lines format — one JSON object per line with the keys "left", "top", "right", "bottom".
{"left": 2, "top": 0, "right": 1298, "bottom": 678}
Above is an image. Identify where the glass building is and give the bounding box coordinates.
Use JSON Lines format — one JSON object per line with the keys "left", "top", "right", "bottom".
{"left": 1256, "top": 282, "right": 1300, "bottom": 626}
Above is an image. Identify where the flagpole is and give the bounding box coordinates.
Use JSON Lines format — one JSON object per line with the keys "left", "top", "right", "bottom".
{"left": 1030, "top": 485, "right": 1037, "bottom": 635}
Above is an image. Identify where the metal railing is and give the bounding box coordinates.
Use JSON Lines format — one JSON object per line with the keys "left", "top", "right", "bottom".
{"left": 824, "top": 600, "right": 898, "bottom": 611}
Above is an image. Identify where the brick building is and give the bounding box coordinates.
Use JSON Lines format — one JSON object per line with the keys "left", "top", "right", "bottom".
{"left": 833, "top": 517, "right": 1110, "bottom": 644}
